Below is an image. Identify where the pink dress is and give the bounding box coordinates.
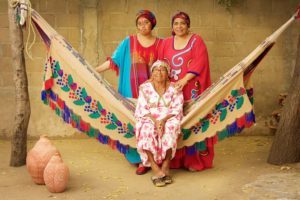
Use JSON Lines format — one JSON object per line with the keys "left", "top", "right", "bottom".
{"left": 159, "top": 34, "right": 215, "bottom": 171}
{"left": 135, "top": 82, "right": 184, "bottom": 167}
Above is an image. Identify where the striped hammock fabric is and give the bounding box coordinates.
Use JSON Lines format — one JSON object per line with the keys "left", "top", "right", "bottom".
{"left": 30, "top": 9, "right": 299, "bottom": 156}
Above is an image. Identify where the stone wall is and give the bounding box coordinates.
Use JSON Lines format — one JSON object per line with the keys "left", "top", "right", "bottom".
{"left": 0, "top": 0, "right": 299, "bottom": 138}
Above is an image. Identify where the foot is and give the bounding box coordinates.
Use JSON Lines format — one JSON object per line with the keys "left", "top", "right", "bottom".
{"left": 151, "top": 176, "right": 166, "bottom": 187}
{"left": 136, "top": 164, "right": 150, "bottom": 175}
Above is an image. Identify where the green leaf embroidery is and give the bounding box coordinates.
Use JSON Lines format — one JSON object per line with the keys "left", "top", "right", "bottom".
{"left": 111, "top": 113, "right": 118, "bottom": 123}
{"left": 73, "top": 100, "right": 85, "bottom": 106}
{"left": 231, "top": 90, "right": 238, "bottom": 97}
{"left": 61, "top": 85, "right": 70, "bottom": 92}
{"left": 236, "top": 96, "right": 244, "bottom": 109}
{"left": 67, "top": 75, "right": 73, "bottom": 85}
{"left": 106, "top": 123, "right": 117, "bottom": 130}
{"left": 127, "top": 123, "right": 134, "bottom": 132}
{"left": 182, "top": 129, "right": 191, "bottom": 140}
{"left": 124, "top": 133, "right": 134, "bottom": 138}
{"left": 220, "top": 109, "right": 227, "bottom": 122}
{"left": 52, "top": 70, "right": 58, "bottom": 78}
{"left": 89, "top": 112, "right": 100, "bottom": 119}
{"left": 81, "top": 88, "right": 88, "bottom": 99}
{"left": 97, "top": 101, "right": 103, "bottom": 111}
{"left": 201, "top": 120, "right": 209, "bottom": 132}
{"left": 55, "top": 62, "right": 61, "bottom": 71}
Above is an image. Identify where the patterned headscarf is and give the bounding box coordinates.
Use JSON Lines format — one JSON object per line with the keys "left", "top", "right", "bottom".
{"left": 150, "top": 60, "right": 171, "bottom": 75}
{"left": 171, "top": 11, "right": 190, "bottom": 35}
{"left": 136, "top": 10, "right": 157, "bottom": 30}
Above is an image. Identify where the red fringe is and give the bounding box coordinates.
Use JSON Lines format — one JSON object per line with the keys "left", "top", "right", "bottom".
{"left": 44, "top": 78, "right": 54, "bottom": 90}
{"left": 56, "top": 96, "right": 64, "bottom": 110}
{"left": 237, "top": 115, "right": 246, "bottom": 128}
{"left": 108, "top": 57, "right": 119, "bottom": 76}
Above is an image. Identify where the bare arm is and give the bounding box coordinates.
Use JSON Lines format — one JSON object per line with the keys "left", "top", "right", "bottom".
{"left": 175, "top": 73, "right": 196, "bottom": 91}
{"left": 95, "top": 60, "right": 110, "bottom": 73}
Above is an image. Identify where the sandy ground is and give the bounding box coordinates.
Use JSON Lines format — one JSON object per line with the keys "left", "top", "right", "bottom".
{"left": 0, "top": 135, "right": 299, "bottom": 200}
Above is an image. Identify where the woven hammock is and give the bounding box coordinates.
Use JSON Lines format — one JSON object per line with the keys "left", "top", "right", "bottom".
{"left": 30, "top": 8, "right": 299, "bottom": 156}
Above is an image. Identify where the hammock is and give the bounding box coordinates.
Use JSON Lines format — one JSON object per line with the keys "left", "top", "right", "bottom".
{"left": 30, "top": 8, "right": 299, "bottom": 157}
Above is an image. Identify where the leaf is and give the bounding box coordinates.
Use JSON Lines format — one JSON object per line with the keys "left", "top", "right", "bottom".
{"left": 89, "top": 112, "right": 100, "bottom": 119}
{"left": 236, "top": 96, "right": 244, "bottom": 109}
{"left": 105, "top": 123, "right": 117, "bottom": 130}
{"left": 231, "top": 90, "right": 238, "bottom": 97}
{"left": 111, "top": 113, "right": 118, "bottom": 123}
{"left": 201, "top": 120, "right": 209, "bottom": 132}
{"left": 182, "top": 129, "right": 191, "bottom": 140}
{"left": 61, "top": 85, "right": 70, "bottom": 92}
{"left": 124, "top": 133, "right": 134, "bottom": 138}
{"left": 127, "top": 123, "right": 134, "bottom": 132}
{"left": 68, "top": 75, "right": 73, "bottom": 85}
{"left": 73, "top": 100, "right": 85, "bottom": 106}
{"left": 52, "top": 70, "right": 58, "bottom": 78}
{"left": 55, "top": 61, "right": 61, "bottom": 71}
{"left": 220, "top": 108, "right": 227, "bottom": 122}
{"left": 97, "top": 101, "right": 103, "bottom": 111}
{"left": 81, "top": 88, "right": 88, "bottom": 99}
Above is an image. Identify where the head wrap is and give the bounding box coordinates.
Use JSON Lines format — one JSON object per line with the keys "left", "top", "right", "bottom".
{"left": 171, "top": 11, "right": 190, "bottom": 35}
{"left": 136, "top": 10, "right": 157, "bottom": 30}
{"left": 150, "top": 60, "right": 171, "bottom": 75}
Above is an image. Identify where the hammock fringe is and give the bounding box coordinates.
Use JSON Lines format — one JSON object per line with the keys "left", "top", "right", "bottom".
{"left": 41, "top": 89, "right": 256, "bottom": 157}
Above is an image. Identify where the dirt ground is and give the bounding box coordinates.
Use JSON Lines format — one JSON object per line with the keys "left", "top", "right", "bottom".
{"left": 1, "top": 135, "right": 300, "bottom": 200}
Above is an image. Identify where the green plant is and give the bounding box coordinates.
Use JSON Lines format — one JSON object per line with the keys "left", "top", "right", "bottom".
{"left": 217, "top": 0, "right": 239, "bottom": 10}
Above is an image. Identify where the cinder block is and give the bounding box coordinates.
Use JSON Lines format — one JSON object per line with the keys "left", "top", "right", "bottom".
{"left": 212, "top": 42, "right": 235, "bottom": 57}
{"left": 157, "top": 27, "right": 172, "bottom": 39}
{"left": 41, "top": 14, "right": 56, "bottom": 27}
{"left": 198, "top": 13, "right": 214, "bottom": 27}
{"left": 193, "top": 28, "right": 215, "bottom": 42}
{"left": 40, "top": 0, "right": 67, "bottom": 13}
{"left": 0, "top": 14, "right": 8, "bottom": 28}
{"left": 68, "top": 28, "right": 80, "bottom": 44}
{"left": 102, "top": 28, "right": 127, "bottom": 43}
{"left": 0, "top": 28, "right": 10, "bottom": 44}
{"left": 25, "top": 57, "right": 44, "bottom": 73}
{"left": 100, "top": 0, "right": 126, "bottom": 12}
{"left": 246, "top": 0, "right": 272, "bottom": 14}
{"left": 126, "top": 0, "right": 156, "bottom": 15}
{"left": 56, "top": 14, "right": 80, "bottom": 28}
{"left": 0, "top": 72, "right": 14, "bottom": 87}
{"left": 177, "top": 0, "right": 213, "bottom": 15}
{"left": 27, "top": 72, "right": 44, "bottom": 87}
{"left": 213, "top": 13, "right": 232, "bottom": 28}
{"left": 0, "top": 58, "right": 12, "bottom": 72}
{"left": 67, "top": 0, "right": 80, "bottom": 14}
{"left": 0, "top": 1, "right": 8, "bottom": 13}
{"left": 109, "top": 13, "right": 132, "bottom": 29}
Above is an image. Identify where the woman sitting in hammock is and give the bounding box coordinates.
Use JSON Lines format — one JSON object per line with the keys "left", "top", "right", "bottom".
{"left": 135, "top": 60, "right": 184, "bottom": 187}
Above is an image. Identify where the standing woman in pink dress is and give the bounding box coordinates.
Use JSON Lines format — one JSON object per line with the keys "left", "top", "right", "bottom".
{"left": 158, "top": 11, "right": 215, "bottom": 171}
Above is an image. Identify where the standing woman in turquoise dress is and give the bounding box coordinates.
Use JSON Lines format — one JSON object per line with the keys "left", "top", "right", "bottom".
{"left": 96, "top": 10, "right": 162, "bottom": 98}
{"left": 96, "top": 10, "right": 163, "bottom": 174}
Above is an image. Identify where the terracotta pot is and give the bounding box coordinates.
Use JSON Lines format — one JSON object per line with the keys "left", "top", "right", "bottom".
{"left": 44, "top": 153, "right": 69, "bottom": 193}
{"left": 26, "top": 135, "right": 60, "bottom": 184}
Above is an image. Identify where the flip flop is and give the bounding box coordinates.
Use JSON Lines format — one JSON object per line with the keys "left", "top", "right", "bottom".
{"left": 151, "top": 176, "right": 166, "bottom": 187}
{"left": 163, "top": 175, "right": 173, "bottom": 184}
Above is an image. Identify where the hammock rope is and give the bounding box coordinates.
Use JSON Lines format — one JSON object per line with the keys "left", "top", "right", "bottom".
{"left": 19, "top": 6, "right": 299, "bottom": 157}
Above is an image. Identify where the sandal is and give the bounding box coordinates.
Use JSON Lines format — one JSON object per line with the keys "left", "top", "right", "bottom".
{"left": 151, "top": 176, "right": 166, "bottom": 187}
{"left": 163, "top": 175, "right": 173, "bottom": 184}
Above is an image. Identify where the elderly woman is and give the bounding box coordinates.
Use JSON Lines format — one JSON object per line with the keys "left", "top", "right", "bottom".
{"left": 135, "top": 60, "right": 184, "bottom": 187}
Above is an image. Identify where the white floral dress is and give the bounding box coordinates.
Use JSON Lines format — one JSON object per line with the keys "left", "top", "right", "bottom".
{"left": 135, "top": 82, "right": 184, "bottom": 167}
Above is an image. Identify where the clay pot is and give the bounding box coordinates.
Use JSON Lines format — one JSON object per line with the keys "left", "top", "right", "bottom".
{"left": 44, "top": 153, "right": 69, "bottom": 193}
{"left": 26, "top": 135, "right": 60, "bottom": 184}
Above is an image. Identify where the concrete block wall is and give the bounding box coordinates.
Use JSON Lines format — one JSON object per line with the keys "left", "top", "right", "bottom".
{"left": 0, "top": 0, "right": 299, "bottom": 138}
